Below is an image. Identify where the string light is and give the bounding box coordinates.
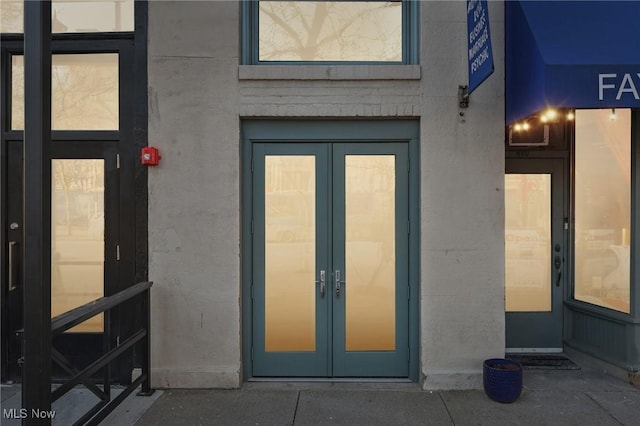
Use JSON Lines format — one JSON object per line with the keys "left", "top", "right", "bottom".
{"left": 609, "top": 108, "right": 617, "bottom": 121}
{"left": 512, "top": 122, "right": 531, "bottom": 132}
{"left": 511, "top": 108, "right": 575, "bottom": 132}
{"left": 540, "top": 108, "right": 557, "bottom": 123}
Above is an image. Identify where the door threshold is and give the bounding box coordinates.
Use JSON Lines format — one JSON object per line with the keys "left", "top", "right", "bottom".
{"left": 506, "top": 348, "right": 563, "bottom": 354}
{"left": 248, "top": 377, "right": 413, "bottom": 383}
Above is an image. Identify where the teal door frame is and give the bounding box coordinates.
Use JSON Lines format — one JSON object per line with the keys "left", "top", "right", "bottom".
{"left": 241, "top": 120, "right": 420, "bottom": 381}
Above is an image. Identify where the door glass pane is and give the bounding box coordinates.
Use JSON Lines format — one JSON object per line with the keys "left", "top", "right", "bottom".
{"left": 52, "top": 160, "right": 104, "bottom": 332}
{"left": 265, "top": 156, "right": 316, "bottom": 351}
{"left": 505, "top": 174, "right": 551, "bottom": 312}
{"left": 259, "top": 1, "right": 402, "bottom": 62}
{"left": 345, "top": 155, "right": 395, "bottom": 351}
{"left": 0, "top": 0, "right": 134, "bottom": 33}
{"left": 575, "top": 109, "right": 631, "bottom": 314}
{"left": 12, "top": 54, "right": 119, "bottom": 130}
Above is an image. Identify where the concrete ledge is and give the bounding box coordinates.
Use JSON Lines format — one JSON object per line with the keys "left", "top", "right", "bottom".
{"left": 422, "top": 371, "right": 483, "bottom": 390}
{"left": 239, "top": 65, "right": 421, "bottom": 80}
{"left": 152, "top": 367, "right": 240, "bottom": 389}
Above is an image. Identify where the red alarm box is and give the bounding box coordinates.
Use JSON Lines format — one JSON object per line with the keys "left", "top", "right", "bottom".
{"left": 141, "top": 146, "right": 161, "bottom": 166}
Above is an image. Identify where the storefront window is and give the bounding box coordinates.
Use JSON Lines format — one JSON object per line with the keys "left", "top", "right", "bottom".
{"left": 0, "top": 0, "right": 133, "bottom": 33}
{"left": 574, "top": 109, "right": 631, "bottom": 314}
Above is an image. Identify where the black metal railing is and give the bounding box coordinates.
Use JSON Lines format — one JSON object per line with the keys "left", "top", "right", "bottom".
{"left": 22, "top": 281, "right": 154, "bottom": 425}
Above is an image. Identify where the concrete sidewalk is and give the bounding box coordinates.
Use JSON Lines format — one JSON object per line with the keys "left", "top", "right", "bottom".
{"left": 2, "top": 365, "right": 638, "bottom": 425}
{"left": 135, "top": 367, "right": 639, "bottom": 426}
{"left": 0, "top": 383, "right": 162, "bottom": 425}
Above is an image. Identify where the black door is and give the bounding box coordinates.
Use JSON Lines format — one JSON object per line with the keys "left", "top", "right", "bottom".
{"left": 1, "top": 37, "right": 141, "bottom": 383}
{"left": 3, "top": 141, "right": 119, "bottom": 379}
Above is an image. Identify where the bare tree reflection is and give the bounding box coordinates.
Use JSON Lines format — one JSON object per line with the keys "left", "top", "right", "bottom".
{"left": 260, "top": 1, "right": 402, "bottom": 61}
{"left": 53, "top": 160, "right": 103, "bottom": 236}
{"left": 0, "top": 1, "right": 21, "bottom": 33}
{"left": 12, "top": 54, "right": 119, "bottom": 130}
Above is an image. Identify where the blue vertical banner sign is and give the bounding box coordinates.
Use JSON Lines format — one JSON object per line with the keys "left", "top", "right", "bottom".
{"left": 467, "top": 0, "right": 494, "bottom": 94}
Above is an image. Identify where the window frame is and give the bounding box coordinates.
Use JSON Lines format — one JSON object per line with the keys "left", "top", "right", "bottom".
{"left": 241, "top": 0, "right": 419, "bottom": 65}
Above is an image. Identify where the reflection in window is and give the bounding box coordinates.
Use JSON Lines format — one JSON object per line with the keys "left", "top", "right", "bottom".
{"left": 265, "top": 156, "right": 316, "bottom": 351}
{"left": 574, "top": 109, "right": 631, "bottom": 313}
{"left": 52, "top": 160, "right": 105, "bottom": 332}
{"left": 259, "top": 1, "right": 402, "bottom": 62}
{"left": 0, "top": 0, "right": 134, "bottom": 33}
{"left": 345, "top": 155, "right": 395, "bottom": 351}
{"left": 505, "top": 174, "right": 551, "bottom": 312}
{"left": 12, "top": 54, "right": 119, "bottom": 130}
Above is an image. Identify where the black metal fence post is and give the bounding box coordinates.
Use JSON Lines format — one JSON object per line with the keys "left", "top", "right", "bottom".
{"left": 22, "top": 1, "right": 53, "bottom": 424}
{"left": 138, "top": 287, "right": 153, "bottom": 395}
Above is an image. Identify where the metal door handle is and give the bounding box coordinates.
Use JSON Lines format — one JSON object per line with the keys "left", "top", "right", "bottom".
{"left": 9, "top": 241, "right": 18, "bottom": 291}
{"left": 315, "top": 270, "right": 326, "bottom": 297}
{"left": 335, "top": 270, "right": 346, "bottom": 297}
{"left": 554, "top": 255, "right": 562, "bottom": 287}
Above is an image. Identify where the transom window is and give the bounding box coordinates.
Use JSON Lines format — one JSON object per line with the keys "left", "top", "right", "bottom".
{"left": 242, "top": 0, "right": 418, "bottom": 64}
{"left": 0, "top": 0, "right": 134, "bottom": 34}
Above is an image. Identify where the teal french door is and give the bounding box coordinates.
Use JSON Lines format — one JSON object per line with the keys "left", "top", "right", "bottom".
{"left": 251, "top": 142, "right": 409, "bottom": 377}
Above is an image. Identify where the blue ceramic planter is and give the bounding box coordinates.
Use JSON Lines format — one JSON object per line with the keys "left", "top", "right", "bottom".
{"left": 483, "top": 358, "right": 523, "bottom": 403}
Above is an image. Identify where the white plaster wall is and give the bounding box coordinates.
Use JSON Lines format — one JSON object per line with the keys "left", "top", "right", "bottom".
{"left": 420, "top": 1, "right": 505, "bottom": 389}
{"left": 148, "top": 0, "right": 505, "bottom": 389}
{"left": 148, "top": 1, "right": 241, "bottom": 388}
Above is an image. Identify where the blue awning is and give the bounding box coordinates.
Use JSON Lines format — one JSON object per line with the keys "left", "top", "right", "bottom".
{"left": 506, "top": 1, "right": 640, "bottom": 124}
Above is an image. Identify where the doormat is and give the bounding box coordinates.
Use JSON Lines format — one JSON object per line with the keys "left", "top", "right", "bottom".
{"left": 506, "top": 355, "right": 581, "bottom": 370}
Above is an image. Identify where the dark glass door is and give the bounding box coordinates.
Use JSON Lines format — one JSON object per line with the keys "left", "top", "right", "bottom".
{"left": 1, "top": 36, "right": 140, "bottom": 383}
{"left": 3, "top": 141, "right": 119, "bottom": 379}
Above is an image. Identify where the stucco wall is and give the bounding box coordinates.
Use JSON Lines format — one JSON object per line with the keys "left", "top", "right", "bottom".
{"left": 148, "top": 0, "right": 505, "bottom": 389}
{"left": 148, "top": 1, "right": 241, "bottom": 388}
{"left": 420, "top": 1, "right": 505, "bottom": 389}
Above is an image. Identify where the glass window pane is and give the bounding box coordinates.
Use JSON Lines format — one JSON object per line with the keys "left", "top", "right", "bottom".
{"left": 259, "top": 1, "right": 402, "bottom": 62}
{"left": 1, "top": 0, "right": 134, "bottom": 33}
{"left": 345, "top": 155, "right": 395, "bottom": 351}
{"left": 575, "top": 109, "right": 631, "bottom": 314}
{"left": 505, "top": 174, "right": 551, "bottom": 312}
{"left": 52, "top": 159, "right": 105, "bottom": 332}
{"left": 265, "top": 156, "right": 316, "bottom": 351}
{"left": 12, "top": 54, "right": 119, "bottom": 130}
{"left": 0, "top": 1, "right": 23, "bottom": 33}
